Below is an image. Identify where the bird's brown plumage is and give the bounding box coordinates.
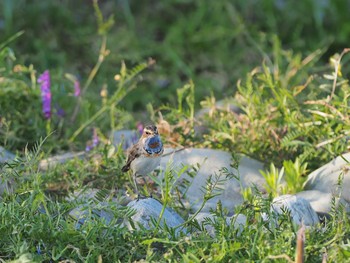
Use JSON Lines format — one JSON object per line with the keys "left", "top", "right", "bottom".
{"left": 121, "top": 143, "right": 141, "bottom": 172}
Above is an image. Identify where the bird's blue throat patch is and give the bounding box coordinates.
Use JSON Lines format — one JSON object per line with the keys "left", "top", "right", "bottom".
{"left": 144, "top": 136, "right": 163, "bottom": 154}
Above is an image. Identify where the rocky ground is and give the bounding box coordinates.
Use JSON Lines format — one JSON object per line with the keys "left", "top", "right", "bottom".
{"left": 2, "top": 132, "right": 349, "bottom": 236}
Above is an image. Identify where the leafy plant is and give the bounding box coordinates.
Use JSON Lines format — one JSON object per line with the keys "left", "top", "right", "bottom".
{"left": 261, "top": 157, "right": 308, "bottom": 196}
{"left": 202, "top": 43, "right": 350, "bottom": 171}
{"left": 283, "top": 157, "right": 308, "bottom": 193}
{"left": 1, "top": 1, "right": 350, "bottom": 262}
{"left": 0, "top": 1, "right": 152, "bottom": 152}
{"left": 260, "top": 163, "right": 285, "bottom": 197}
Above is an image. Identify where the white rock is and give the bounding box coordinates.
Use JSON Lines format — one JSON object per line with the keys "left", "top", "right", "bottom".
{"left": 159, "top": 148, "right": 265, "bottom": 212}
{"left": 195, "top": 99, "right": 242, "bottom": 119}
{"left": 304, "top": 153, "right": 350, "bottom": 212}
{"left": 269, "top": 195, "right": 319, "bottom": 226}
{"left": 39, "top": 151, "right": 85, "bottom": 170}
{"left": 295, "top": 190, "right": 333, "bottom": 214}
{"left": 38, "top": 130, "right": 139, "bottom": 170}
{"left": 126, "top": 198, "right": 185, "bottom": 234}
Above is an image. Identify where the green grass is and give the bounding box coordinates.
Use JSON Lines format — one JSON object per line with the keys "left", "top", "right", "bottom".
{"left": 1, "top": 0, "right": 350, "bottom": 261}
{"left": 1, "top": 142, "right": 350, "bottom": 262}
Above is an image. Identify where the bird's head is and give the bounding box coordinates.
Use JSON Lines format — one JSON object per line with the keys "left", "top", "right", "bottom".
{"left": 142, "top": 125, "right": 159, "bottom": 138}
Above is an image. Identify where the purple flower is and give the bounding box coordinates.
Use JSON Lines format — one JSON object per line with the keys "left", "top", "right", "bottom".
{"left": 85, "top": 128, "right": 99, "bottom": 152}
{"left": 85, "top": 145, "right": 93, "bottom": 152}
{"left": 55, "top": 104, "right": 65, "bottom": 118}
{"left": 92, "top": 128, "right": 99, "bottom": 147}
{"left": 38, "top": 70, "right": 51, "bottom": 119}
{"left": 74, "top": 80, "right": 81, "bottom": 97}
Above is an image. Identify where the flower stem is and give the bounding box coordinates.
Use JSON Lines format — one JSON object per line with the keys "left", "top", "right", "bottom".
{"left": 70, "top": 35, "right": 108, "bottom": 123}
{"left": 69, "top": 105, "right": 106, "bottom": 143}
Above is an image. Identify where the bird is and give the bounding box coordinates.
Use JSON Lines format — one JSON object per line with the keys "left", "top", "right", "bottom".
{"left": 121, "top": 124, "right": 164, "bottom": 198}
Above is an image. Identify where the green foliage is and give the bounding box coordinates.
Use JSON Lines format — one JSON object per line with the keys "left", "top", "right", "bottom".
{"left": 0, "top": 138, "right": 139, "bottom": 261}
{"left": 1, "top": 0, "right": 350, "bottom": 261}
{"left": 0, "top": 11, "right": 151, "bottom": 152}
{"left": 2, "top": 0, "right": 350, "bottom": 110}
{"left": 69, "top": 59, "right": 152, "bottom": 143}
{"left": 176, "top": 80, "right": 195, "bottom": 125}
{"left": 261, "top": 158, "right": 308, "bottom": 196}
{"left": 283, "top": 158, "right": 308, "bottom": 193}
{"left": 260, "top": 163, "right": 285, "bottom": 197}
{"left": 202, "top": 43, "right": 350, "bottom": 171}
{"left": 0, "top": 46, "right": 44, "bottom": 150}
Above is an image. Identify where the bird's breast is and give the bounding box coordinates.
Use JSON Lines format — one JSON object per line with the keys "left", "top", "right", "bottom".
{"left": 131, "top": 154, "right": 161, "bottom": 175}
{"left": 143, "top": 136, "right": 163, "bottom": 155}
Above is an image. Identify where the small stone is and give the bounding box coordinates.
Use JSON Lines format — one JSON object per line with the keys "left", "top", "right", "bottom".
{"left": 69, "top": 203, "right": 115, "bottom": 229}
{"left": 0, "top": 147, "right": 16, "bottom": 197}
{"left": 67, "top": 188, "right": 126, "bottom": 228}
{"left": 227, "top": 214, "right": 247, "bottom": 234}
{"left": 194, "top": 212, "right": 246, "bottom": 237}
{"left": 39, "top": 151, "right": 85, "bottom": 170}
{"left": 0, "top": 178, "right": 14, "bottom": 197}
{"left": 195, "top": 98, "right": 242, "bottom": 119}
{"left": 156, "top": 78, "right": 170, "bottom": 88}
{"left": 268, "top": 195, "right": 320, "bottom": 226}
{"left": 126, "top": 198, "right": 185, "bottom": 234}
{"left": 0, "top": 146, "right": 15, "bottom": 163}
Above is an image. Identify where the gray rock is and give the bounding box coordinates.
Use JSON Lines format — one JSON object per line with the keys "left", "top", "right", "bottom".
{"left": 159, "top": 148, "right": 265, "bottom": 213}
{"left": 68, "top": 188, "right": 124, "bottom": 228}
{"left": 195, "top": 99, "right": 242, "bottom": 119}
{"left": 268, "top": 195, "right": 319, "bottom": 226}
{"left": 39, "top": 151, "right": 85, "bottom": 170}
{"left": 39, "top": 130, "right": 139, "bottom": 170}
{"left": 68, "top": 193, "right": 185, "bottom": 234}
{"left": 295, "top": 190, "right": 333, "bottom": 214}
{"left": 194, "top": 212, "right": 246, "bottom": 237}
{"left": 0, "top": 146, "right": 15, "bottom": 163}
{"left": 126, "top": 198, "right": 185, "bottom": 234}
{"left": 304, "top": 153, "right": 350, "bottom": 212}
{"left": 0, "top": 147, "right": 16, "bottom": 197}
{"left": 69, "top": 203, "right": 115, "bottom": 228}
{"left": 0, "top": 177, "right": 14, "bottom": 197}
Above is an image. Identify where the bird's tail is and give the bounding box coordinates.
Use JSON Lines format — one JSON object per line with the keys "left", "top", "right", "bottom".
{"left": 121, "top": 165, "right": 130, "bottom": 172}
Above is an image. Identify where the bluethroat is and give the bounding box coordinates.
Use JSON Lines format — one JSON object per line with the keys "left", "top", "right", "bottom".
{"left": 122, "top": 125, "right": 164, "bottom": 197}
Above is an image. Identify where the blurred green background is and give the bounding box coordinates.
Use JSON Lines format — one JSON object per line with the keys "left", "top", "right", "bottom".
{"left": 2, "top": 2, "right": 350, "bottom": 261}
{"left": 1, "top": 0, "right": 349, "bottom": 111}
{"left": 1, "top": 0, "right": 350, "bottom": 153}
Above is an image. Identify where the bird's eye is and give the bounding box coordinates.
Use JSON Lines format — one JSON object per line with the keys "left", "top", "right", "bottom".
{"left": 145, "top": 131, "right": 150, "bottom": 135}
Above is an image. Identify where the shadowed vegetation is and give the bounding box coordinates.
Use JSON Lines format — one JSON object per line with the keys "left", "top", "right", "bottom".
{"left": 0, "top": 0, "right": 350, "bottom": 261}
